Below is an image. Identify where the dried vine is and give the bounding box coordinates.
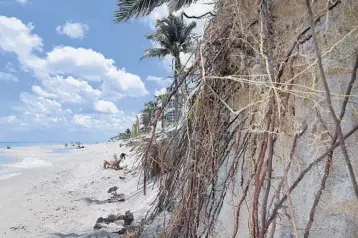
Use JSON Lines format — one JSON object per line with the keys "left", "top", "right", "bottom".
{"left": 138, "top": 0, "right": 358, "bottom": 237}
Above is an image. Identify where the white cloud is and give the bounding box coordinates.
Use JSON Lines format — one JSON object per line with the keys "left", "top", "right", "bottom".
{"left": 154, "top": 87, "right": 167, "bottom": 96}
{"left": 44, "top": 46, "right": 148, "bottom": 97}
{"left": 19, "top": 92, "right": 63, "bottom": 115}
{"left": 0, "top": 71, "right": 18, "bottom": 82}
{"left": 94, "top": 100, "right": 119, "bottom": 114}
{"left": 16, "top": 0, "right": 29, "bottom": 5}
{"left": 12, "top": 93, "right": 72, "bottom": 129}
{"left": 179, "top": 0, "right": 213, "bottom": 35}
{"left": 143, "top": 0, "right": 213, "bottom": 35}
{"left": 0, "top": 16, "right": 43, "bottom": 57}
{"left": 147, "top": 75, "right": 172, "bottom": 86}
{"left": 142, "top": 5, "right": 169, "bottom": 29}
{"left": 72, "top": 113, "right": 133, "bottom": 131}
{"left": 56, "top": 21, "right": 89, "bottom": 39}
{"left": 31, "top": 85, "right": 57, "bottom": 98}
{"left": 72, "top": 114, "right": 92, "bottom": 127}
{"left": 0, "top": 16, "right": 148, "bottom": 102}
{"left": 102, "top": 67, "right": 149, "bottom": 100}
{"left": 45, "top": 46, "right": 113, "bottom": 81}
{"left": 40, "top": 75, "right": 101, "bottom": 104}
{"left": 0, "top": 16, "right": 149, "bottom": 137}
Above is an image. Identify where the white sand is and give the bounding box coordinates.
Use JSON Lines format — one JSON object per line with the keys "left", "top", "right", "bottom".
{"left": 0, "top": 142, "right": 157, "bottom": 238}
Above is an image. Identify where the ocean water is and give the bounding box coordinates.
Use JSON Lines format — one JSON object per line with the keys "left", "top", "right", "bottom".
{"left": 0, "top": 156, "right": 21, "bottom": 181}
{"left": 0, "top": 143, "right": 59, "bottom": 181}
{"left": 0, "top": 155, "right": 14, "bottom": 165}
{"left": 0, "top": 156, "right": 53, "bottom": 181}
{"left": 0, "top": 142, "right": 57, "bottom": 148}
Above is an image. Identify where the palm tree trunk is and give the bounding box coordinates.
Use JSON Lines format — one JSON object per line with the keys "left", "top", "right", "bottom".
{"left": 161, "top": 109, "right": 164, "bottom": 131}
{"left": 174, "top": 55, "right": 182, "bottom": 122}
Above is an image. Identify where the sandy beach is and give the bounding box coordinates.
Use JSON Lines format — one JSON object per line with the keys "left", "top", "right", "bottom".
{"left": 0, "top": 142, "right": 157, "bottom": 238}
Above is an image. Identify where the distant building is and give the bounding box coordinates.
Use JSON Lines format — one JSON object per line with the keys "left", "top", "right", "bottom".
{"left": 109, "top": 132, "right": 130, "bottom": 141}
{"left": 159, "top": 87, "right": 182, "bottom": 125}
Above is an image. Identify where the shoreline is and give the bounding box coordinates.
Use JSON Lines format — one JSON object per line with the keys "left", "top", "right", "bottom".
{"left": 0, "top": 141, "right": 156, "bottom": 237}
{"left": 0, "top": 143, "right": 100, "bottom": 181}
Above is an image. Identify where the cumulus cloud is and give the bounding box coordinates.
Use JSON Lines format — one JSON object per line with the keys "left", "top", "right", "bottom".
{"left": 40, "top": 75, "right": 101, "bottom": 104}
{"left": 0, "top": 16, "right": 147, "bottom": 97}
{"left": 94, "top": 100, "right": 119, "bottom": 114}
{"left": 56, "top": 21, "right": 89, "bottom": 39}
{"left": 0, "top": 16, "right": 148, "bottom": 103}
{"left": 42, "top": 46, "right": 148, "bottom": 97}
{"left": 0, "top": 16, "right": 43, "bottom": 57}
{"left": 72, "top": 113, "right": 133, "bottom": 131}
{"left": 0, "top": 16, "right": 147, "bottom": 136}
{"left": 102, "top": 67, "right": 148, "bottom": 100}
{"left": 31, "top": 85, "right": 57, "bottom": 98}
{"left": 72, "top": 114, "right": 92, "bottom": 127}
{"left": 19, "top": 92, "right": 63, "bottom": 115}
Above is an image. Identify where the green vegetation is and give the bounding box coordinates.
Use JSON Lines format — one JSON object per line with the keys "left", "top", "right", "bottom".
{"left": 142, "top": 101, "right": 157, "bottom": 130}
{"left": 142, "top": 14, "right": 196, "bottom": 121}
{"left": 114, "top": 0, "right": 197, "bottom": 23}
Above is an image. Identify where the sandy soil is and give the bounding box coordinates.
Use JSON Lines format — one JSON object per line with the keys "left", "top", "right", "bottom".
{"left": 0, "top": 142, "right": 157, "bottom": 238}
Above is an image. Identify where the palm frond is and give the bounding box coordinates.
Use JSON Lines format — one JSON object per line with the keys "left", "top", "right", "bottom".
{"left": 142, "top": 14, "right": 196, "bottom": 66}
{"left": 141, "top": 48, "right": 170, "bottom": 60}
{"left": 114, "top": 0, "right": 166, "bottom": 22}
{"left": 181, "top": 40, "right": 195, "bottom": 53}
{"left": 167, "top": 0, "right": 198, "bottom": 12}
{"left": 114, "top": 0, "right": 199, "bottom": 22}
{"left": 145, "top": 33, "right": 156, "bottom": 40}
{"left": 180, "top": 21, "right": 196, "bottom": 44}
{"left": 155, "top": 33, "right": 173, "bottom": 50}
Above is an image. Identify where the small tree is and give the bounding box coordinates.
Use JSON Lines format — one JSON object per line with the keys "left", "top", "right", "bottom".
{"left": 142, "top": 101, "right": 157, "bottom": 130}
{"left": 141, "top": 14, "right": 196, "bottom": 122}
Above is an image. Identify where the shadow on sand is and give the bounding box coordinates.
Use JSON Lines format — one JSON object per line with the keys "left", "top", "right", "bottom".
{"left": 83, "top": 197, "right": 109, "bottom": 205}
{"left": 52, "top": 230, "right": 121, "bottom": 238}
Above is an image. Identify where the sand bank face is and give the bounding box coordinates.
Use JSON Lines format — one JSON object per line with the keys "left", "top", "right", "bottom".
{"left": 0, "top": 142, "right": 156, "bottom": 238}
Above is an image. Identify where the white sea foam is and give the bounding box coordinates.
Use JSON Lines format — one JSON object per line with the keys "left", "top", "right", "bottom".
{"left": 6, "top": 157, "right": 52, "bottom": 169}
{"left": 0, "top": 172, "right": 22, "bottom": 180}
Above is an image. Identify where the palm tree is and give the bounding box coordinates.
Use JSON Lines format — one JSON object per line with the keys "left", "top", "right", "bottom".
{"left": 142, "top": 14, "right": 196, "bottom": 121}
{"left": 114, "top": 0, "right": 197, "bottom": 23}
{"left": 142, "top": 101, "right": 157, "bottom": 129}
{"left": 125, "top": 128, "right": 131, "bottom": 135}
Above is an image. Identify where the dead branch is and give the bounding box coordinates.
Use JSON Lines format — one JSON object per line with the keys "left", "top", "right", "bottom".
{"left": 182, "top": 11, "right": 216, "bottom": 19}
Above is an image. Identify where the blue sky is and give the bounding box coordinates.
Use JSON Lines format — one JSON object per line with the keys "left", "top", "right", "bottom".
{"left": 0, "top": 0, "right": 211, "bottom": 143}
